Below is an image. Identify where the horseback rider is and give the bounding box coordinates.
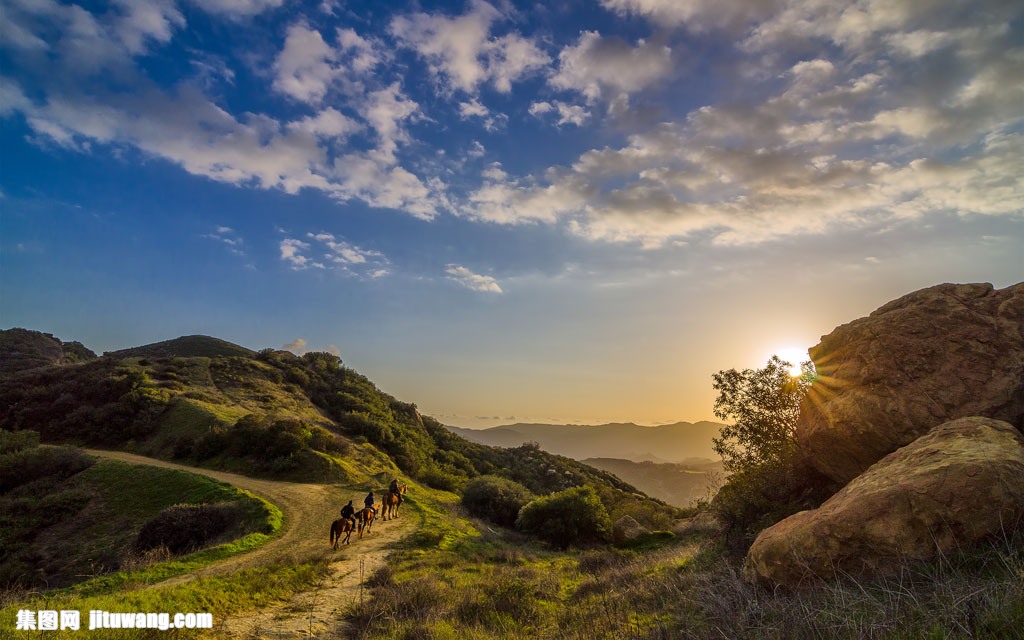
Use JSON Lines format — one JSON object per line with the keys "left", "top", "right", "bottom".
{"left": 388, "top": 477, "right": 404, "bottom": 506}
{"left": 364, "top": 490, "right": 376, "bottom": 514}
{"left": 340, "top": 500, "right": 356, "bottom": 529}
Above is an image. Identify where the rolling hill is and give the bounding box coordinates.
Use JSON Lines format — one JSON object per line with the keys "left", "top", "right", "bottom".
{"left": 446, "top": 420, "right": 725, "bottom": 464}
{"left": 103, "top": 334, "right": 257, "bottom": 359}
{"left": 0, "top": 330, "right": 680, "bottom": 533}
{"left": 0, "top": 328, "right": 96, "bottom": 374}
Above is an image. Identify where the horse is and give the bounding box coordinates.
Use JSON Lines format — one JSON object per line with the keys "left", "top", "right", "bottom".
{"left": 357, "top": 506, "right": 377, "bottom": 538}
{"left": 381, "top": 484, "right": 407, "bottom": 521}
{"left": 329, "top": 517, "right": 355, "bottom": 548}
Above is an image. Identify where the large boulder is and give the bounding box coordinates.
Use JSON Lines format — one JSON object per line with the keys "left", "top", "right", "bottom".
{"left": 743, "top": 417, "right": 1024, "bottom": 588}
{"left": 612, "top": 515, "right": 649, "bottom": 544}
{"left": 798, "top": 282, "right": 1024, "bottom": 484}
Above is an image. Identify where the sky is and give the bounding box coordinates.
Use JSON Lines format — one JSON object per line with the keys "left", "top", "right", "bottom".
{"left": 1, "top": 0, "right": 1022, "bottom": 429}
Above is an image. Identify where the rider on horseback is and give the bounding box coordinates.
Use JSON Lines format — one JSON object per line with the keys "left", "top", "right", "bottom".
{"left": 340, "top": 500, "right": 356, "bottom": 529}
{"left": 388, "top": 477, "right": 404, "bottom": 506}
{"left": 364, "top": 490, "right": 376, "bottom": 514}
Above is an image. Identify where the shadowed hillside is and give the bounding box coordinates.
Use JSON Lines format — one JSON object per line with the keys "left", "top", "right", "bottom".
{"left": 103, "top": 335, "right": 257, "bottom": 359}
{"left": 0, "top": 328, "right": 96, "bottom": 374}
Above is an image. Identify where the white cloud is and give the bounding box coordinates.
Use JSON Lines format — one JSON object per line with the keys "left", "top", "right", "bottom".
{"left": 528, "top": 101, "right": 553, "bottom": 116}
{"left": 287, "top": 107, "right": 361, "bottom": 140}
{"left": 446, "top": 264, "right": 503, "bottom": 293}
{"left": 468, "top": 140, "right": 486, "bottom": 157}
{"left": 272, "top": 23, "right": 342, "bottom": 104}
{"left": 307, "top": 231, "right": 385, "bottom": 266}
{"left": 600, "top": 0, "right": 780, "bottom": 31}
{"left": 281, "top": 337, "right": 307, "bottom": 354}
{"left": 280, "top": 238, "right": 313, "bottom": 269}
{"left": 550, "top": 31, "right": 672, "bottom": 102}
{"left": 459, "top": 98, "right": 489, "bottom": 119}
{"left": 389, "top": 1, "right": 548, "bottom": 94}
{"left": 361, "top": 83, "right": 419, "bottom": 163}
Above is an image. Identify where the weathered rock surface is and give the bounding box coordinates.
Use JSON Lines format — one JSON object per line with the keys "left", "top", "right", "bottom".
{"left": 744, "top": 417, "right": 1024, "bottom": 588}
{"left": 798, "top": 282, "right": 1024, "bottom": 484}
{"left": 612, "top": 515, "right": 649, "bottom": 544}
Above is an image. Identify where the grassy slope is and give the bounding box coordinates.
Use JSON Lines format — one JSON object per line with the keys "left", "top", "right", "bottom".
{"left": 0, "top": 453, "right": 278, "bottom": 591}
{"left": 348, "top": 490, "right": 1024, "bottom": 640}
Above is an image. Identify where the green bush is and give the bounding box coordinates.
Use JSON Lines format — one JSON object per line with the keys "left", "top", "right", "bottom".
{"left": 135, "top": 503, "right": 246, "bottom": 554}
{"left": 461, "top": 475, "right": 533, "bottom": 527}
{"left": 0, "top": 428, "right": 40, "bottom": 454}
{"left": 516, "top": 485, "right": 612, "bottom": 548}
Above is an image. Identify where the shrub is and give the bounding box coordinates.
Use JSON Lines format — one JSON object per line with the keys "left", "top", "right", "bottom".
{"left": 516, "top": 485, "right": 612, "bottom": 548}
{"left": 0, "top": 428, "right": 40, "bottom": 454}
{"left": 461, "top": 475, "right": 534, "bottom": 527}
{"left": 135, "top": 503, "right": 246, "bottom": 554}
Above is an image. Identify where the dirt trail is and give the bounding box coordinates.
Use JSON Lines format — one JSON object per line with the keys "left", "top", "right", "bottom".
{"left": 84, "top": 450, "right": 415, "bottom": 638}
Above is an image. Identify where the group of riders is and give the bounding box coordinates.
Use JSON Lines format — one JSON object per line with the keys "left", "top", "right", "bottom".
{"left": 338, "top": 477, "right": 404, "bottom": 533}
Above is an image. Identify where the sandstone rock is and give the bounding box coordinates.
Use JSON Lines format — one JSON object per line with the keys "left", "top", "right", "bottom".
{"left": 743, "top": 417, "right": 1024, "bottom": 588}
{"left": 612, "top": 515, "right": 649, "bottom": 544}
{"left": 798, "top": 282, "right": 1024, "bottom": 484}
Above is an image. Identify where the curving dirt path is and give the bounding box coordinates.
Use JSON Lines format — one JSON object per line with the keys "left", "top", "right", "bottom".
{"left": 84, "top": 450, "right": 415, "bottom": 639}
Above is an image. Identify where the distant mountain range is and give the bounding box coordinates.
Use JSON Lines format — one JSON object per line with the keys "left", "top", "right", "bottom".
{"left": 583, "top": 458, "right": 724, "bottom": 508}
{"left": 445, "top": 421, "right": 725, "bottom": 464}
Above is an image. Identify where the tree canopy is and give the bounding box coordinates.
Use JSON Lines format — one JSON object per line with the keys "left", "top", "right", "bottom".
{"left": 711, "top": 355, "right": 814, "bottom": 473}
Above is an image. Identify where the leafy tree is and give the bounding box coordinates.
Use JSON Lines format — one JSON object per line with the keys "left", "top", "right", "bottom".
{"left": 711, "top": 355, "right": 814, "bottom": 474}
{"left": 516, "top": 485, "right": 612, "bottom": 548}
{"left": 462, "top": 475, "right": 534, "bottom": 527}
{"left": 708, "top": 356, "right": 835, "bottom": 546}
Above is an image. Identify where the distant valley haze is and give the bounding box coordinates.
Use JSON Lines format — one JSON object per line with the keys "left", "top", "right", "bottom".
{"left": 446, "top": 421, "right": 724, "bottom": 465}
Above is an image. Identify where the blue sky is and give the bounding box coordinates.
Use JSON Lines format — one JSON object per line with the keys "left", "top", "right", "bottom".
{"left": 2, "top": 0, "right": 1022, "bottom": 427}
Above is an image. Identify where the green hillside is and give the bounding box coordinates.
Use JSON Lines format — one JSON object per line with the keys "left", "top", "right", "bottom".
{"left": 0, "top": 334, "right": 679, "bottom": 529}
{"left": 0, "top": 328, "right": 96, "bottom": 375}
{"left": 0, "top": 430, "right": 275, "bottom": 590}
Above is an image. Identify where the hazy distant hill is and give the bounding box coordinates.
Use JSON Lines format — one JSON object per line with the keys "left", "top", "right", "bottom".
{"left": 447, "top": 421, "right": 724, "bottom": 464}
{"left": 104, "top": 335, "right": 257, "bottom": 359}
{"left": 582, "top": 458, "right": 724, "bottom": 508}
{"left": 0, "top": 328, "right": 96, "bottom": 374}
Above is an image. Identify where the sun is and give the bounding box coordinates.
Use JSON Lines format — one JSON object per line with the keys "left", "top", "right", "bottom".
{"left": 774, "top": 346, "right": 808, "bottom": 376}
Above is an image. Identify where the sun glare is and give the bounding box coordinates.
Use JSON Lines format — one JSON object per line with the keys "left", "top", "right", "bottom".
{"left": 775, "top": 347, "right": 808, "bottom": 376}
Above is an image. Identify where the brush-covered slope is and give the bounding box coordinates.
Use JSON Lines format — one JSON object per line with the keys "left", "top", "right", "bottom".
{"left": 0, "top": 334, "right": 680, "bottom": 528}
{"left": 0, "top": 328, "right": 96, "bottom": 374}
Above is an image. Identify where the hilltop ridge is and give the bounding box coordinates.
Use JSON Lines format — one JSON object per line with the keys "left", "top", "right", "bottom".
{"left": 103, "top": 335, "right": 257, "bottom": 359}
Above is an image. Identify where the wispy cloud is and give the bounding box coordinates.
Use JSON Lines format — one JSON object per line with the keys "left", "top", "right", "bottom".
{"left": 202, "top": 225, "right": 245, "bottom": 256}
{"left": 446, "top": 264, "right": 503, "bottom": 294}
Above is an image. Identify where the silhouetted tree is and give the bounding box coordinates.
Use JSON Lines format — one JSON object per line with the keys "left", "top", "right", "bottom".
{"left": 711, "top": 355, "right": 813, "bottom": 474}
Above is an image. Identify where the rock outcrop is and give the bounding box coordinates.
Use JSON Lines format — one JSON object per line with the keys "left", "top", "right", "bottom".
{"left": 797, "top": 282, "right": 1024, "bottom": 484}
{"left": 612, "top": 515, "right": 649, "bottom": 544}
{"left": 744, "top": 417, "right": 1024, "bottom": 588}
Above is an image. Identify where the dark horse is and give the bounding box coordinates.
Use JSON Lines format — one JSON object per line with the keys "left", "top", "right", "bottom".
{"left": 357, "top": 506, "right": 376, "bottom": 538}
{"left": 382, "top": 484, "right": 407, "bottom": 521}
{"left": 329, "top": 518, "right": 355, "bottom": 548}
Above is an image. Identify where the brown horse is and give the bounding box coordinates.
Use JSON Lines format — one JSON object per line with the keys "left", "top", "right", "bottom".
{"left": 357, "top": 506, "right": 377, "bottom": 538}
{"left": 329, "top": 518, "right": 355, "bottom": 548}
{"left": 382, "top": 484, "right": 407, "bottom": 521}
